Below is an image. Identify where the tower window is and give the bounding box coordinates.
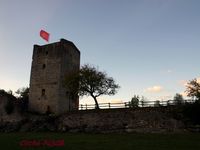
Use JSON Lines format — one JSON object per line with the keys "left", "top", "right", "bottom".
{"left": 42, "top": 64, "right": 46, "bottom": 69}
{"left": 46, "top": 105, "right": 51, "bottom": 114}
{"left": 42, "top": 89, "right": 45, "bottom": 96}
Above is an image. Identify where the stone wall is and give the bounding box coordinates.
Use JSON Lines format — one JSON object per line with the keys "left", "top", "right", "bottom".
{"left": 0, "top": 107, "right": 194, "bottom": 133}
{"left": 0, "top": 95, "right": 23, "bottom": 123}
{"left": 57, "top": 108, "right": 185, "bottom": 133}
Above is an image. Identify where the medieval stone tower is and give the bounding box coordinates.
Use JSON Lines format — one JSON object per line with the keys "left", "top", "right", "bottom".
{"left": 29, "top": 39, "right": 80, "bottom": 114}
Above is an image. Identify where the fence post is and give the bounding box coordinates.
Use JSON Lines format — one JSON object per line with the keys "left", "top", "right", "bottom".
{"left": 167, "top": 100, "right": 170, "bottom": 106}
{"left": 141, "top": 101, "right": 144, "bottom": 107}
{"left": 124, "top": 102, "right": 127, "bottom": 108}
{"left": 108, "top": 103, "right": 111, "bottom": 109}
{"left": 86, "top": 104, "right": 87, "bottom": 110}
{"left": 81, "top": 104, "right": 83, "bottom": 110}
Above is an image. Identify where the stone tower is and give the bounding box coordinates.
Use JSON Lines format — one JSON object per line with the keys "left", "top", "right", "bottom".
{"left": 29, "top": 39, "right": 80, "bottom": 114}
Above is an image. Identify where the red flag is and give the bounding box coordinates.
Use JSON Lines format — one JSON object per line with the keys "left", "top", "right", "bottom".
{"left": 40, "top": 30, "right": 49, "bottom": 42}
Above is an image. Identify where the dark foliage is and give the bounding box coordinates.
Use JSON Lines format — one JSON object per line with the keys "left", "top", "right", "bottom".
{"left": 182, "top": 101, "right": 200, "bottom": 125}
{"left": 186, "top": 79, "right": 200, "bottom": 101}
{"left": 0, "top": 89, "right": 15, "bottom": 114}
{"left": 130, "top": 95, "right": 139, "bottom": 107}
{"left": 173, "top": 93, "right": 184, "bottom": 105}
{"left": 5, "top": 98, "right": 14, "bottom": 114}
{"left": 154, "top": 100, "right": 161, "bottom": 107}
{"left": 16, "top": 87, "right": 29, "bottom": 113}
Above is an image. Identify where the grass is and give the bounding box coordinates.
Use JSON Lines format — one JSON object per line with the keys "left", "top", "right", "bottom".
{"left": 0, "top": 132, "right": 200, "bottom": 150}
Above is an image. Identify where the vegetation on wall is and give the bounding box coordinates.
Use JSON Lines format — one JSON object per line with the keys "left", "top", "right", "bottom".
{"left": 0, "top": 90, "right": 15, "bottom": 114}
{"left": 16, "top": 87, "right": 29, "bottom": 113}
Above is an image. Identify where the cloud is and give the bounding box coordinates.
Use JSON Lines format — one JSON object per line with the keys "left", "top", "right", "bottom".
{"left": 160, "top": 69, "right": 173, "bottom": 74}
{"left": 179, "top": 77, "right": 200, "bottom": 87}
{"left": 197, "top": 77, "right": 200, "bottom": 83}
{"left": 144, "top": 86, "right": 163, "bottom": 93}
{"left": 166, "top": 70, "right": 172, "bottom": 73}
{"left": 178, "top": 80, "right": 188, "bottom": 87}
{"left": 180, "top": 91, "right": 188, "bottom": 98}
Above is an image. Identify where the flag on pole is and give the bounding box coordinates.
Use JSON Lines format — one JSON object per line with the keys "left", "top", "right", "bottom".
{"left": 40, "top": 30, "right": 49, "bottom": 42}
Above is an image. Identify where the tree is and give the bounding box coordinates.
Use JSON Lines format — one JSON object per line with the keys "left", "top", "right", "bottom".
{"left": 186, "top": 78, "right": 200, "bottom": 101}
{"left": 173, "top": 93, "right": 184, "bottom": 105}
{"left": 15, "top": 87, "right": 29, "bottom": 112}
{"left": 15, "top": 87, "right": 29, "bottom": 99}
{"left": 154, "top": 100, "right": 161, "bottom": 107}
{"left": 65, "top": 64, "right": 120, "bottom": 109}
{"left": 130, "top": 95, "right": 139, "bottom": 107}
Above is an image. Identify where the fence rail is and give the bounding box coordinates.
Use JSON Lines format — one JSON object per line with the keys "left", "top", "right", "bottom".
{"left": 79, "top": 99, "right": 195, "bottom": 110}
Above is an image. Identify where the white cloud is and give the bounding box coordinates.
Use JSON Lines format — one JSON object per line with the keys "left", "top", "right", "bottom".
{"left": 180, "top": 91, "right": 188, "bottom": 98}
{"left": 178, "top": 80, "right": 188, "bottom": 87}
{"left": 160, "top": 69, "right": 173, "bottom": 74}
{"left": 167, "top": 70, "right": 172, "bottom": 73}
{"left": 144, "top": 86, "right": 163, "bottom": 93}
{"left": 179, "top": 77, "right": 200, "bottom": 88}
{"left": 197, "top": 77, "right": 200, "bottom": 83}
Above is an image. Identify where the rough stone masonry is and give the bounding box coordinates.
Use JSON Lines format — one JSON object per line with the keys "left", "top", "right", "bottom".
{"left": 29, "top": 39, "right": 80, "bottom": 114}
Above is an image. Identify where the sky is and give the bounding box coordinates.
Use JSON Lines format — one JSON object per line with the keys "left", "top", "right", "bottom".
{"left": 0, "top": 0, "right": 200, "bottom": 104}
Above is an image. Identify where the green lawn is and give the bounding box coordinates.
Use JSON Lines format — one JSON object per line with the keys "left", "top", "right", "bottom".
{"left": 0, "top": 132, "right": 200, "bottom": 150}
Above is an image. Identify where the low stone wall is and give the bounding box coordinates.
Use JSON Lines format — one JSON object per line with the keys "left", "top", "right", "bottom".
{"left": 57, "top": 107, "right": 185, "bottom": 133}
{"left": 0, "top": 107, "right": 187, "bottom": 133}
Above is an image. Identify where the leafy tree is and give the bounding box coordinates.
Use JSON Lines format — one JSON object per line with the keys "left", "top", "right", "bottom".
{"left": 130, "top": 95, "right": 139, "bottom": 107}
{"left": 16, "top": 87, "right": 29, "bottom": 99}
{"left": 173, "top": 93, "right": 184, "bottom": 105}
{"left": 15, "top": 87, "right": 29, "bottom": 112}
{"left": 65, "top": 64, "right": 120, "bottom": 109}
{"left": 5, "top": 98, "right": 14, "bottom": 114}
{"left": 154, "top": 100, "right": 161, "bottom": 107}
{"left": 186, "top": 78, "right": 200, "bottom": 101}
{"left": 7, "top": 90, "right": 13, "bottom": 95}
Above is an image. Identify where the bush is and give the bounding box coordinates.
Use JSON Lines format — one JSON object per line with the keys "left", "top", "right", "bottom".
{"left": 16, "top": 87, "right": 29, "bottom": 113}
{"left": 3, "top": 93, "right": 15, "bottom": 114}
{"left": 182, "top": 101, "right": 200, "bottom": 125}
{"left": 154, "top": 100, "right": 161, "bottom": 107}
{"left": 130, "top": 95, "right": 139, "bottom": 107}
{"left": 5, "top": 99, "right": 14, "bottom": 114}
{"left": 173, "top": 93, "right": 184, "bottom": 105}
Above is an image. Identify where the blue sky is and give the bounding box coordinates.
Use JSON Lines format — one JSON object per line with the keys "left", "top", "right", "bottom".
{"left": 0, "top": 0, "right": 200, "bottom": 104}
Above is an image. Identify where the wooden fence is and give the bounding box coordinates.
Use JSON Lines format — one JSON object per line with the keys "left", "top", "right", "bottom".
{"left": 79, "top": 99, "right": 195, "bottom": 110}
